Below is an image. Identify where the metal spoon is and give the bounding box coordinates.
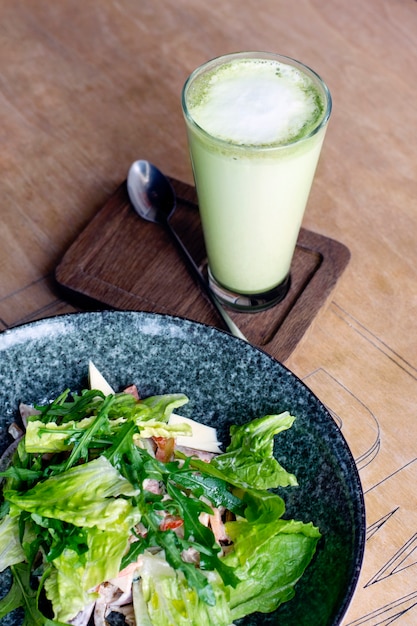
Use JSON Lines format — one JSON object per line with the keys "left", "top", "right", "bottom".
{"left": 127, "top": 160, "right": 248, "bottom": 341}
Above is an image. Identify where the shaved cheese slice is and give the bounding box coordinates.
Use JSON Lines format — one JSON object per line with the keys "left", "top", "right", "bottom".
{"left": 168, "top": 413, "right": 222, "bottom": 453}
{"left": 88, "top": 360, "right": 115, "bottom": 395}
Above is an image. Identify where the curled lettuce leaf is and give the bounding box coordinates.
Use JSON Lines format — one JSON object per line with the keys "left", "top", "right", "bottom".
{"left": 225, "top": 518, "right": 321, "bottom": 619}
{"left": 45, "top": 525, "right": 131, "bottom": 623}
{"left": 4, "top": 456, "right": 140, "bottom": 530}
{"left": 133, "top": 552, "right": 232, "bottom": 626}
{"left": 213, "top": 411, "right": 298, "bottom": 489}
{"left": 25, "top": 417, "right": 110, "bottom": 454}
{"left": 137, "top": 394, "right": 189, "bottom": 421}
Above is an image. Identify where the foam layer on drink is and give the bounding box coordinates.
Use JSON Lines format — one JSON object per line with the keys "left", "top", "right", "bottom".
{"left": 186, "top": 58, "right": 325, "bottom": 147}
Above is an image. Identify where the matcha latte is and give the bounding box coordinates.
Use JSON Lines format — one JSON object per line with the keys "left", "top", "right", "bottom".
{"left": 182, "top": 52, "right": 331, "bottom": 310}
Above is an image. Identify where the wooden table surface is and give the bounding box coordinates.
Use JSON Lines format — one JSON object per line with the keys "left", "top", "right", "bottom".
{"left": 1, "top": 1, "right": 417, "bottom": 623}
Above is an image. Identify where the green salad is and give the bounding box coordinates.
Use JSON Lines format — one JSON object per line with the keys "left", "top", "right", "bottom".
{"left": 0, "top": 363, "right": 320, "bottom": 625}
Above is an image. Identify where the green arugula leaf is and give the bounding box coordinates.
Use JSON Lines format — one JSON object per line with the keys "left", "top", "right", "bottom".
{"left": 166, "top": 482, "right": 214, "bottom": 547}
{"left": 172, "top": 470, "right": 244, "bottom": 515}
{"left": 34, "top": 389, "right": 103, "bottom": 425}
{"left": 137, "top": 394, "right": 189, "bottom": 421}
{"left": 158, "top": 530, "right": 216, "bottom": 606}
{"left": 61, "top": 395, "right": 115, "bottom": 470}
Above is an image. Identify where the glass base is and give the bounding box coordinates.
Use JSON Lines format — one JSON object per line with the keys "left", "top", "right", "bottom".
{"left": 208, "top": 269, "right": 291, "bottom": 312}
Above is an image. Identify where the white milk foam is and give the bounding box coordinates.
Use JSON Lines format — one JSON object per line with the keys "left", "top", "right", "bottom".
{"left": 187, "top": 59, "right": 322, "bottom": 146}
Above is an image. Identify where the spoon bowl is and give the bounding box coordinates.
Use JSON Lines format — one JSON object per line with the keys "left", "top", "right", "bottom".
{"left": 126, "top": 160, "right": 247, "bottom": 341}
{"left": 127, "top": 160, "right": 176, "bottom": 225}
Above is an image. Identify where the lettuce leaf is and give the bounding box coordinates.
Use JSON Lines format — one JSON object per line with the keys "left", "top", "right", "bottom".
{"left": 44, "top": 550, "right": 98, "bottom": 623}
{"left": 137, "top": 394, "right": 189, "bottom": 420}
{"left": 44, "top": 524, "right": 131, "bottom": 623}
{"left": 4, "top": 456, "right": 140, "bottom": 530}
{"left": 25, "top": 417, "right": 107, "bottom": 454}
{"left": 212, "top": 411, "right": 298, "bottom": 489}
{"left": 0, "top": 513, "right": 25, "bottom": 572}
{"left": 224, "top": 518, "right": 321, "bottom": 619}
{"left": 25, "top": 417, "right": 191, "bottom": 454}
{"left": 134, "top": 552, "right": 233, "bottom": 626}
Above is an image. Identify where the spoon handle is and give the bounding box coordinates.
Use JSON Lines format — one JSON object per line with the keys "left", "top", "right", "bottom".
{"left": 167, "top": 225, "right": 248, "bottom": 342}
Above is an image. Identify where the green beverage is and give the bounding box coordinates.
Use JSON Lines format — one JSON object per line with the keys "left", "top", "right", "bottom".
{"left": 182, "top": 52, "right": 332, "bottom": 311}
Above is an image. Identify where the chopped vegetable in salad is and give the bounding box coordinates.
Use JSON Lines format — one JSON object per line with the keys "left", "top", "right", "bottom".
{"left": 0, "top": 362, "right": 321, "bottom": 625}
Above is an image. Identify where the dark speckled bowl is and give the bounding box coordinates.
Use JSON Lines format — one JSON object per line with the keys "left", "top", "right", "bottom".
{"left": 0, "top": 311, "right": 365, "bottom": 626}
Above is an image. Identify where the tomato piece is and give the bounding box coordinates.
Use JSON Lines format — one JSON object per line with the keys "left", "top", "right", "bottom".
{"left": 159, "top": 515, "right": 184, "bottom": 531}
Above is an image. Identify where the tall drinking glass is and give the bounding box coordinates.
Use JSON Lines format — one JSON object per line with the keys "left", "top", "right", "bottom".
{"left": 181, "top": 51, "right": 332, "bottom": 311}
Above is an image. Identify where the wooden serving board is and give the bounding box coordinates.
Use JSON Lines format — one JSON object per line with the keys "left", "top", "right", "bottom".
{"left": 55, "top": 178, "right": 350, "bottom": 362}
